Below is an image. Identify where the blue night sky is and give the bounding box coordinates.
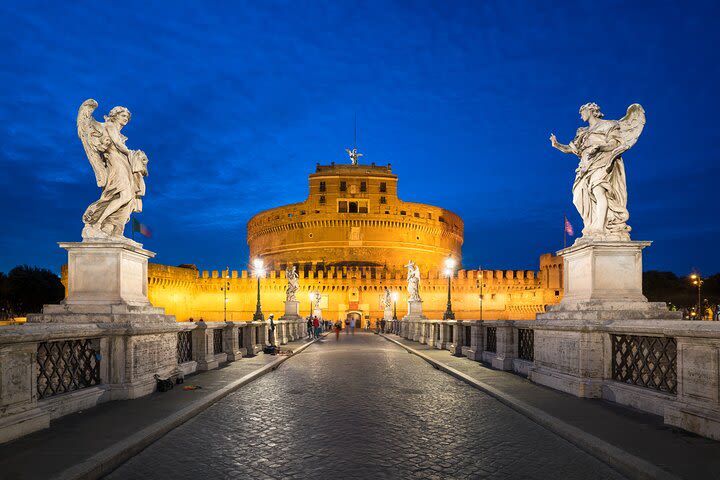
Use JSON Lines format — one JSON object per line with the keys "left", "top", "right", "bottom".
{"left": 1, "top": 1, "right": 718, "bottom": 275}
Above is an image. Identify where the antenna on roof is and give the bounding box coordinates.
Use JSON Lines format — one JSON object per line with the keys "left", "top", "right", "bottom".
{"left": 346, "top": 112, "right": 363, "bottom": 165}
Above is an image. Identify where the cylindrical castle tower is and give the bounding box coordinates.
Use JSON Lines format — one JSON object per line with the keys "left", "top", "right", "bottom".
{"left": 247, "top": 161, "right": 463, "bottom": 271}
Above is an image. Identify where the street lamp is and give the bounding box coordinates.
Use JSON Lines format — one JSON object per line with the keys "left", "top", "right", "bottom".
{"left": 220, "top": 266, "right": 230, "bottom": 322}
{"left": 478, "top": 266, "right": 484, "bottom": 322}
{"left": 443, "top": 255, "right": 456, "bottom": 320}
{"left": 252, "top": 258, "right": 265, "bottom": 321}
{"left": 690, "top": 273, "right": 704, "bottom": 320}
{"left": 391, "top": 291, "right": 398, "bottom": 320}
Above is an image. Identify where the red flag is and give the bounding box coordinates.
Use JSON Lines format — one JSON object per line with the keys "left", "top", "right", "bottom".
{"left": 564, "top": 216, "right": 574, "bottom": 236}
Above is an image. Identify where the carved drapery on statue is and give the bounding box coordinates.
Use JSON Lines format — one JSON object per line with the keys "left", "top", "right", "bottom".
{"left": 77, "top": 99, "right": 148, "bottom": 240}
{"left": 285, "top": 266, "right": 299, "bottom": 302}
{"left": 405, "top": 260, "right": 421, "bottom": 302}
{"left": 550, "top": 103, "right": 645, "bottom": 242}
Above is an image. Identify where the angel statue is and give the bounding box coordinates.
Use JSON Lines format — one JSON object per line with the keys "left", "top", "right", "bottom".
{"left": 345, "top": 148, "right": 363, "bottom": 165}
{"left": 550, "top": 103, "right": 645, "bottom": 241}
{"left": 77, "top": 99, "right": 149, "bottom": 240}
{"left": 405, "top": 260, "right": 422, "bottom": 302}
{"left": 285, "top": 266, "right": 299, "bottom": 302}
{"left": 381, "top": 287, "right": 392, "bottom": 310}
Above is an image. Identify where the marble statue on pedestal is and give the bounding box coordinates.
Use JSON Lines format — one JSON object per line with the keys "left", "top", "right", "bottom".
{"left": 550, "top": 103, "right": 645, "bottom": 242}
{"left": 285, "top": 266, "right": 299, "bottom": 302}
{"left": 405, "top": 260, "right": 421, "bottom": 302}
{"left": 77, "top": 99, "right": 149, "bottom": 240}
{"left": 381, "top": 287, "right": 392, "bottom": 309}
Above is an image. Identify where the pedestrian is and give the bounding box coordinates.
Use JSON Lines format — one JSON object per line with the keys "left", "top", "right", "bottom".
{"left": 334, "top": 320, "right": 342, "bottom": 341}
{"left": 268, "top": 314, "right": 276, "bottom": 346}
{"left": 313, "top": 316, "right": 320, "bottom": 339}
{"left": 380, "top": 318, "right": 386, "bottom": 333}
{"left": 306, "top": 316, "right": 313, "bottom": 339}
{"left": 345, "top": 318, "right": 350, "bottom": 334}
{"left": 349, "top": 317, "right": 356, "bottom": 335}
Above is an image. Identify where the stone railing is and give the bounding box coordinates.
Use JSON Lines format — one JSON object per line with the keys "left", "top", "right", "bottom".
{"left": 0, "top": 318, "right": 305, "bottom": 444}
{"left": 392, "top": 318, "right": 536, "bottom": 375}
{"left": 389, "top": 318, "right": 720, "bottom": 441}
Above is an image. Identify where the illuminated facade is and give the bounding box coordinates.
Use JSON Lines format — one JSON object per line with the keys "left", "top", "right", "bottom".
{"left": 63, "top": 159, "right": 563, "bottom": 324}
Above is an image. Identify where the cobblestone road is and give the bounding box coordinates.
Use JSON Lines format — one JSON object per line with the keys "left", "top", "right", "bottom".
{"left": 106, "top": 333, "right": 626, "bottom": 479}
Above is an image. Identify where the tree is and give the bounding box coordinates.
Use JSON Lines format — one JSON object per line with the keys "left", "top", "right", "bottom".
{"left": 0, "top": 272, "right": 10, "bottom": 320}
{"left": 5, "top": 265, "right": 64, "bottom": 317}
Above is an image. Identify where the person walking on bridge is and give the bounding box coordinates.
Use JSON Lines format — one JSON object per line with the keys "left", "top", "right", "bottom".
{"left": 312, "top": 316, "right": 320, "bottom": 339}
{"left": 334, "top": 320, "right": 342, "bottom": 341}
{"left": 306, "top": 317, "right": 313, "bottom": 339}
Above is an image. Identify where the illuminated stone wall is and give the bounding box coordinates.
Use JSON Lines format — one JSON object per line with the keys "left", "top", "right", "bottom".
{"left": 139, "top": 257, "right": 563, "bottom": 324}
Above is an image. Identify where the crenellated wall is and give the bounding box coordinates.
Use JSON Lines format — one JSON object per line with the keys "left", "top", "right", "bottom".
{"left": 112, "top": 255, "right": 564, "bottom": 324}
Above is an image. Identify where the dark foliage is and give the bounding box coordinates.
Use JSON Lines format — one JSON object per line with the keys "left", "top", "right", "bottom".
{"left": 1, "top": 265, "right": 64, "bottom": 319}
{"left": 643, "top": 271, "right": 720, "bottom": 309}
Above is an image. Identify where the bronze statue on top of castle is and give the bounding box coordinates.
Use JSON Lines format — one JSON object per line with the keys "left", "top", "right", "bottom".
{"left": 285, "top": 266, "right": 299, "bottom": 302}
{"left": 550, "top": 103, "right": 645, "bottom": 242}
{"left": 77, "top": 99, "right": 149, "bottom": 241}
{"left": 345, "top": 148, "right": 363, "bottom": 165}
{"left": 405, "top": 260, "right": 422, "bottom": 302}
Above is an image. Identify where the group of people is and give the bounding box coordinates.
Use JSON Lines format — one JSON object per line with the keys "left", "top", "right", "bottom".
{"left": 306, "top": 316, "right": 324, "bottom": 339}
{"left": 304, "top": 315, "right": 395, "bottom": 341}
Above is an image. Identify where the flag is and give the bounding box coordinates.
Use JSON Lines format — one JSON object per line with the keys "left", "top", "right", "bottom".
{"left": 132, "top": 218, "right": 152, "bottom": 238}
{"left": 564, "top": 216, "right": 574, "bottom": 236}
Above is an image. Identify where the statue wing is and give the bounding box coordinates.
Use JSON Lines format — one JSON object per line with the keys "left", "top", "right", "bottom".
{"left": 611, "top": 104, "right": 646, "bottom": 160}
{"left": 77, "top": 99, "right": 108, "bottom": 187}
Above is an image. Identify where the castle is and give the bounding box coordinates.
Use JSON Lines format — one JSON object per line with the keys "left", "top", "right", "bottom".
{"left": 90, "top": 155, "right": 564, "bottom": 324}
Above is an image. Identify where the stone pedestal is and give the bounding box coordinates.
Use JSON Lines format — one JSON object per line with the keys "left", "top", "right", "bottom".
{"left": 383, "top": 307, "right": 393, "bottom": 322}
{"left": 50, "top": 240, "right": 158, "bottom": 312}
{"left": 279, "top": 300, "right": 302, "bottom": 322}
{"left": 29, "top": 240, "right": 177, "bottom": 397}
{"left": 403, "top": 300, "right": 427, "bottom": 321}
{"left": 530, "top": 239, "right": 681, "bottom": 397}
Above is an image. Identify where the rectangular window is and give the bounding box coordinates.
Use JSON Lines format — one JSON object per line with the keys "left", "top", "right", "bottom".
{"left": 319, "top": 181, "right": 326, "bottom": 192}
{"left": 360, "top": 181, "right": 367, "bottom": 192}
{"left": 379, "top": 182, "right": 387, "bottom": 193}
{"left": 319, "top": 196, "right": 326, "bottom": 204}
{"left": 338, "top": 201, "right": 348, "bottom": 213}
{"left": 380, "top": 196, "right": 386, "bottom": 204}
{"left": 340, "top": 181, "right": 347, "bottom": 192}
{"left": 414, "top": 212, "right": 420, "bottom": 218}
{"left": 400, "top": 210, "right": 406, "bottom": 216}
{"left": 349, "top": 201, "right": 358, "bottom": 213}
{"left": 427, "top": 213, "right": 432, "bottom": 220}
{"left": 359, "top": 203, "right": 368, "bottom": 213}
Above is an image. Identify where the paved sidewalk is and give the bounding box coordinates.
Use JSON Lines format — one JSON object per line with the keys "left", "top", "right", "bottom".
{"left": 381, "top": 334, "right": 720, "bottom": 480}
{"left": 0, "top": 336, "right": 318, "bottom": 480}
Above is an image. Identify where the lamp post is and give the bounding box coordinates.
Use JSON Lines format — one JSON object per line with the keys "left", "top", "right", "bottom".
{"left": 392, "top": 291, "right": 398, "bottom": 320}
{"left": 221, "top": 266, "right": 230, "bottom": 322}
{"left": 252, "top": 258, "right": 265, "bottom": 321}
{"left": 691, "top": 273, "right": 704, "bottom": 320}
{"left": 478, "top": 265, "right": 483, "bottom": 322}
{"left": 443, "top": 255, "right": 456, "bottom": 320}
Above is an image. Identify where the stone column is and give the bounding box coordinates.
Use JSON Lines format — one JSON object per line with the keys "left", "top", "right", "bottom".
{"left": 491, "top": 324, "right": 515, "bottom": 371}
{"left": 223, "top": 322, "right": 243, "bottom": 361}
{"left": 193, "top": 321, "right": 219, "bottom": 371}
{"left": 465, "top": 322, "right": 484, "bottom": 361}
{"left": 279, "top": 322, "right": 289, "bottom": 345}
{"left": 448, "top": 321, "right": 464, "bottom": 356}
